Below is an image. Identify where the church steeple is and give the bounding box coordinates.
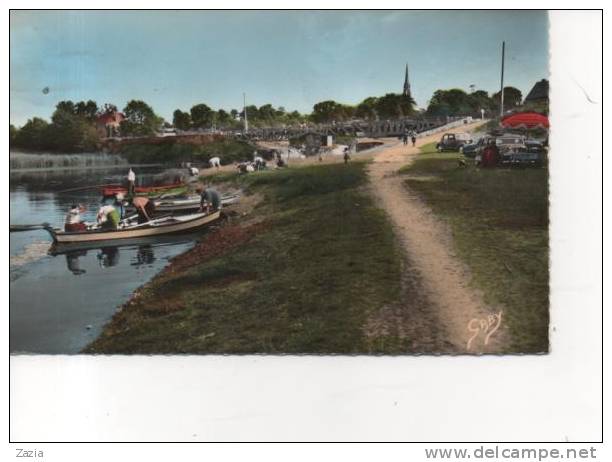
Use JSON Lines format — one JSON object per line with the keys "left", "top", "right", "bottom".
{"left": 403, "top": 64, "right": 411, "bottom": 98}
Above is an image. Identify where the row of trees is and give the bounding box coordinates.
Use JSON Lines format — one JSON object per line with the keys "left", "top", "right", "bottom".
{"left": 10, "top": 100, "right": 103, "bottom": 152}
{"left": 10, "top": 99, "right": 164, "bottom": 151}
{"left": 172, "top": 103, "right": 308, "bottom": 131}
{"left": 426, "top": 87, "right": 522, "bottom": 117}
{"left": 10, "top": 86, "right": 526, "bottom": 152}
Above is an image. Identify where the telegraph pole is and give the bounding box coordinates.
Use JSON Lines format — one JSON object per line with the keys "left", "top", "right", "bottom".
{"left": 243, "top": 92, "right": 248, "bottom": 133}
{"left": 499, "top": 41, "right": 505, "bottom": 118}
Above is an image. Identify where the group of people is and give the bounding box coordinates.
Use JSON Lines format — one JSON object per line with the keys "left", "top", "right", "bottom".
{"left": 402, "top": 131, "right": 417, "bottom": 147}
{"left": 64, "top": 168, "right": 221, "bottom": 232}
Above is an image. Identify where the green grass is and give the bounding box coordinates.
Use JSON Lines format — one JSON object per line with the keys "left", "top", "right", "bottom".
{"left": 86, "top": 162, "right": 405, "bottom": 354}
{"left": 401, "top": 145, "right": 549, "bottom": 353}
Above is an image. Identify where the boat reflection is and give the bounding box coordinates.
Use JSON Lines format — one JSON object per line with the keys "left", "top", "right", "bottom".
{"left": 66, "top": 250, "right": 87, "bottom": 275}
{"left": 52, "top": 232, "right": 203, "bottom": 274}
{"left": 97, "top": 247, "right": 120, "bottom": 268}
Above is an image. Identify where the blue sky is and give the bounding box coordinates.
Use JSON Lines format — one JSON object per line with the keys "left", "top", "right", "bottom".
{"left": 10, "top": 10, "right": 549, "bottom": 126}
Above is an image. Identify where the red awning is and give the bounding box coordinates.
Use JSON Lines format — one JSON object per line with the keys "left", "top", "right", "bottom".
{"left": 501, "top": 112, "right": 549, "bottom": 129}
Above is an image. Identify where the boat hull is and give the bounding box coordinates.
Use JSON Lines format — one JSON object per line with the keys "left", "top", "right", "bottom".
{"left": 50, "top": 211, "right": 221, "bottom": 244}
{"left": 102, "top": 183, "right": 186, "bottom": 197}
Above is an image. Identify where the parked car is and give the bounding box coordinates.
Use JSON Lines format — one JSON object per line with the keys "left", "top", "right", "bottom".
{"left": 436, "top": 133, "right": 472, "bottom": 152}
{"left": 500, "top": 139, "right": 546, "bottom": 167}
{"left": 460, "top": 136, "right": 495, "bottom": 158}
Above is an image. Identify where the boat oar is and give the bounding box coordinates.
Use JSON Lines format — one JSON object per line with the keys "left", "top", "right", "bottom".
{"left": 10, "top": 223, "right": 51, "bottom": 233}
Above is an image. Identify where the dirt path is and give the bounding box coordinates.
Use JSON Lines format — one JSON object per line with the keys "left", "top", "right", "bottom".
{"left": 367, "top": 122, "right": 508, "bottom": 354}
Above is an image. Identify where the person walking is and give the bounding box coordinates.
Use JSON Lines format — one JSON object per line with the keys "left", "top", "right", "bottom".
{"left": 411, "top": 132, "right": 417, "bottom": 147}
{"left": 343, "top": 147, "right": 351, "bottom": 164}
{"left": 402, "top": 132, "right": 408, "bottom": 146}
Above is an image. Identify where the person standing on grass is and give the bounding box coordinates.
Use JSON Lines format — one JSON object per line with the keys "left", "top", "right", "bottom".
{"left": 480, "top": 140, "right": 500, "bottom": 168}
{"left": 343, "top": 146, "right": 351, "bottom": 164}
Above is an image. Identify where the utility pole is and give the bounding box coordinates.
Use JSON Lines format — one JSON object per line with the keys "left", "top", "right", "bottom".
{"left": 499, "top": 41, "right": 505, "bottom": 118}
{"left": 243, "top": 92, "right": 248, "bottom": 133}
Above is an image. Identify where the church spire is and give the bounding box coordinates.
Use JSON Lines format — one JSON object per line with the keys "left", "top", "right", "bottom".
{"left": 403, "top": 64, "right": 411, "bottom": 98}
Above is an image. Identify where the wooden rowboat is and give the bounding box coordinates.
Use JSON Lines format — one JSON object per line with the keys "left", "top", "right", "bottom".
{"left": 45, "top": 210, "right": 221, "bottom": 244}
{"left": 153, "top": 193, "right": 240, "bottom": 213}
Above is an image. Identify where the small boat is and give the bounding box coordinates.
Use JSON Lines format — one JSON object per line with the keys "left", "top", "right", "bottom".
{"left": 153, "top": 193, "right": 241, "bottom": 213}
{"left": 101, "top": 182, "right": 186, "bottom": 197}
{"left": 44, "top": 210, "right": 221, "bottom": 244}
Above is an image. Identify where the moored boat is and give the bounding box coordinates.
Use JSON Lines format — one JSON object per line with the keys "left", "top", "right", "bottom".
{"left": 101, "top": 182, "right": 186, "bottom": 197}
{"left": 153, "top": 193, "right": 240, "bottom": 213}
{"left": 45, "top": 210, "right": 221, "bottom": 244}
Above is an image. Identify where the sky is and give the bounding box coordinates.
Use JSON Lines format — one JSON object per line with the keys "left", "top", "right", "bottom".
{"left": 9, "top": 10, "right": 549, "bottom": 126}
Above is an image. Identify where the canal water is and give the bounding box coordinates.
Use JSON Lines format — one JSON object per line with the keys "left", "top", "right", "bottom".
{"left": 9, "top": 165, "right": 195, "bottom": 354}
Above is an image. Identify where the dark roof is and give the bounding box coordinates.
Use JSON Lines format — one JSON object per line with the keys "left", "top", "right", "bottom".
{"left": 524, "top": 79, "right": 549, "bottom": 103}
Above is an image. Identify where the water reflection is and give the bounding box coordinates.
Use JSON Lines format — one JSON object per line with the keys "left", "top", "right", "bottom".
{"left": 134, "top": 245, "right": 156, "bottom": 267}
{"left": 97, "top": 247, "right": 120, "bottom": 268}
{"left": 59, "top": 243, "right": 171, "bottom": 276}
{"left": 66, "top": 250, "right": 87, "bottom": 275}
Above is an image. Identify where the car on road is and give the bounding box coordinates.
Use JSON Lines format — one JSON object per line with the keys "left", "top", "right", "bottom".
{"left": 436, "top": 133, "right": 472, "bottom": 152}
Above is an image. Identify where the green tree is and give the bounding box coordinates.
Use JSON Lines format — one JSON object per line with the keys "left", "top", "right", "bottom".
{"left": 426, "top": 89, "right": 475, "bottom": 116}
{"left": 74, "top": 100, "right": 98, "bottom": 121}
{"left": 355, "top": 97, "right": 379, "bottom": 120}
{"left": 121, "top": 100, "right": 161, "bottom": 136}
{"left": 374, "top": 93, "right": 416, "bottom": 118}
{"left": 14, "top": 117, "right": 49, "bottom": 150}
{"left": 311, "top": 100, "right": 354, "bottom": 123}
{"left": 492, "top": 86, "right": 523, "bottom": 110}
{"left": 173, "top": 109, "right": 192, "bottom": 130}
{"left": 216, "top": 109, "right": 234, "bottom": 128}
{"left": 48, "top": 106, "right": 99, "bottom": 152}
{"left": 190, "top": 103, "right": 214, "bottom": 129}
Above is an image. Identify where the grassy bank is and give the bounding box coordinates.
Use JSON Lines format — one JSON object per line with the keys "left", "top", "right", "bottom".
{"left": 86, "top": 162, "right": 405, "bottom": 354}
{"left": 400, "top": 142, "right": 549, "bottom": 353}
{"left": 118, "top": 138, "right": 255, "bottom": 165}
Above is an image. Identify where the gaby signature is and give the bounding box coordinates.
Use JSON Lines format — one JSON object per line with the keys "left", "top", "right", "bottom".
{"left": 467, "top": 311, "right": 503, "bottom": 350}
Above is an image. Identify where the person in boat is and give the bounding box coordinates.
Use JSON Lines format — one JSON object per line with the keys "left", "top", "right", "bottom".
{"left": 127, "top": 168, "right": 136, "bottom": 196}
{"left": 97, "top": 203, "right": 120, "bottom": 230}
{"left": 64, "top": 204, "right": 87, "bottom": 232}
{"left": 198, "top": 187, "right": 221, "bottom": 213}
{"left": 131, "top": 196, "right": 156, "bottom": 224}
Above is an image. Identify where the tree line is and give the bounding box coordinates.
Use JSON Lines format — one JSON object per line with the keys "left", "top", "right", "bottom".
{"left": 9, "top": 86, "right": 524, "bottom": 152}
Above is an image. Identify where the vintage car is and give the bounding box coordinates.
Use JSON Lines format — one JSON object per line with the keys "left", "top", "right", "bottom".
{"left": 436, "top": 133, "right": 472, "bottom": 152}
{"left": 460, "top": 136, "right": 496, "bottom": 158}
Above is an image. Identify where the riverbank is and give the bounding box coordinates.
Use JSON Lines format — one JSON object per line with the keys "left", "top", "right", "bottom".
{"left": 113, "top": 137, "right": 256, "bottom": 165}
{"left": 86, "top": 162, "right": 440, "bottom": 354}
